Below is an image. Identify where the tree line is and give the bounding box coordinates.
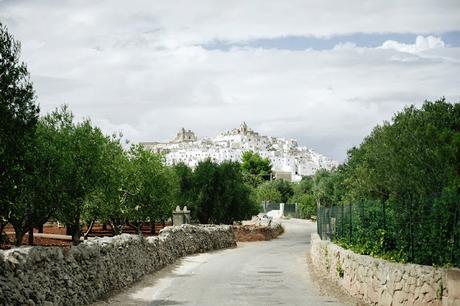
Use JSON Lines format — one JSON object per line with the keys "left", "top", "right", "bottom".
{"left": 312, "top": 99, "right": 460, "bottom": 266}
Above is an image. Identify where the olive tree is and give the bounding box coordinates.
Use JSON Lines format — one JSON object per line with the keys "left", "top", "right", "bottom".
{"left": 81, "top": 134, "right": 129, "bottom": 236}
{"left": 255, "top": 181, "right": 282, "bottom": 205}
{"left": 8, "top": 113, "right": 70, "bottom": 246}
{"left": 51, "top": 107, "right": 108, "bottom": 244}
{"left": 124, "top": 145, "right": 178, "bottom": 234}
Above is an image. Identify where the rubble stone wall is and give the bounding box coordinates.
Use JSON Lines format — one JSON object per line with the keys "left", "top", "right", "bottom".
{"left": 310, "top": 233, "right": 460, "bottom": 306}
{"left": 0, "top": 225, "right": 236, "bottom": 306}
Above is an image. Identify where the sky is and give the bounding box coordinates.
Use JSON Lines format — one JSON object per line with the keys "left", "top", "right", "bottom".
{"left": 1, "top": 0, "right": 459, "bottom": 161}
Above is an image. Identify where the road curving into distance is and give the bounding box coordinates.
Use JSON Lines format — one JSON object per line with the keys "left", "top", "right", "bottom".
{"left": 93, "top": 219, "right": 347, "bottom": 306}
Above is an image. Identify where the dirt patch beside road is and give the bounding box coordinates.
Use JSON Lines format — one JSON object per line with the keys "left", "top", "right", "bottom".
{"left": 233, "top": 223, "right": 284, "bottom": 241}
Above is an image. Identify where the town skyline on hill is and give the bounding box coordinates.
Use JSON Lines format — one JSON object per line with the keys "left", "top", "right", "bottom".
{"left": 142, "top": 122, "right": 338, "bottom": 181}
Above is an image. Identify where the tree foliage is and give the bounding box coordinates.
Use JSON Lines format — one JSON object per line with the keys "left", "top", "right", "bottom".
{"left": 177, "top": 159, "right": 257, "bottom": 224}
{"left": 273, "top": 179, "right": 294, "bottom": 203}
{"left": 289, "top": 176, "right": 316, "bottom": 218}
{"left": 315, "top": 99, "right": 460, "bottom": 266}
{"left": 173, "top": 162, "right": 194, "bottom": 208}
{"left": 8, "top": 112, "right": 68, "bottom": 245}
{"left": 255, "top": 181, "right": 282, "bottom": 204}
{"left": 80, "top": 133, "right": 128, "bottom": 235}
{"left": 124, "top": 145, "right": 179, "bottom": 233}
{"left": 291, "top": 193, "right": 316, "bottom": 219}
{"left": 241, "top": 150, "right": 272, "bottom": 187}
{"left": 0, "top": 22, "right": 39, "bottom": 242}
{"left": 47, "top": 107, "right": 109, "bottom": 244}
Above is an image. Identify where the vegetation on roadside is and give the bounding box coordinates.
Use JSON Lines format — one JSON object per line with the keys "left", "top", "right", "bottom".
{"left": 175, "top": 160, "right": 259, "bottom": 224}
{"left": 0, "top": 21, "right": 40, "bottom": 246}
{"left": 241, "top": 150, "right": 272, "bottom": 187}
{"left": 315, "top": 99, "right": 460, "bottom": 267}
{"left": 267, "top": 99, "right": 459, "bottom": 267}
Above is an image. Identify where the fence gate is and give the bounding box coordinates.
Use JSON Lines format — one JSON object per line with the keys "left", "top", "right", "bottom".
{"left": 260, "top": 202, "right": 299, "bottom": 218}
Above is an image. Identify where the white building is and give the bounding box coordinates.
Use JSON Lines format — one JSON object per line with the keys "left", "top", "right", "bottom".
{"left": 140, "top": 122, "right": 338, "bottom": 182}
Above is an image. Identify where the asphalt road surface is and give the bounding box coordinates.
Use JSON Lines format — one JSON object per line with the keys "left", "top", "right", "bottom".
{"left": 94, "top": 219, "right": 346, "bottom": 306}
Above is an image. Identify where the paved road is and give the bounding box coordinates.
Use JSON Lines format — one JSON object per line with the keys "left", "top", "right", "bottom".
{"left": 94, "top": 219, "right": 346, "bottom": 306}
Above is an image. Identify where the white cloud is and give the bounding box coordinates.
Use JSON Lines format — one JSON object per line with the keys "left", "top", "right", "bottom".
{"left": 380, "top": 35, "right": 445, "bottom": 53}
{"left": 2, "top": 1, "right": 460, "bottom": 46}
{"left": 0, "top": 1, "right": 459, "bottom": 161}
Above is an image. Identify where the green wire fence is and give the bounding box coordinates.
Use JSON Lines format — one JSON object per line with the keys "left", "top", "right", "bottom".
{"left": 317, "top": 194, "right": 460, "bottom": 267}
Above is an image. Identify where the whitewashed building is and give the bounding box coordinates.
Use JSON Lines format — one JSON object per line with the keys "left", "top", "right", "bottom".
{"left": 140, "top": 122, "right": 338, "bottom": 182}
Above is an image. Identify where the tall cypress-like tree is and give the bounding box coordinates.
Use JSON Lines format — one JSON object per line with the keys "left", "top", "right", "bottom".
{"left": 0, "top": 22, "right": 39, "bottom": 239}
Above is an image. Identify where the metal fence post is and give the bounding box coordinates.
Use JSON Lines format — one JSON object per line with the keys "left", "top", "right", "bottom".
{"left": 451, "top": 198, "right": 459, "bottom": 264}
{"left": 317, "top": 202, "right": 320, "bottom": 239}
{"left": 409, "top": 197, "right": 414, "bottom": 262}
{"left": 349, "top": 204, "right": 352, "bottom": 241}
{"left": 341, "top": 204, "right": 344, "bottom": 237}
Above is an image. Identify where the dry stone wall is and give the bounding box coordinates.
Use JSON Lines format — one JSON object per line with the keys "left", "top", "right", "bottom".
{"left": 0, "top": 225, "right": 236, "bottom": 306}
{"left": 310, "top": 233, "right": 460, "bottom": 306}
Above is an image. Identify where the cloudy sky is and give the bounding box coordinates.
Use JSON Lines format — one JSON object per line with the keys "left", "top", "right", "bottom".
{"left": 1, "top": 0, "right": 459, "bottom": 161}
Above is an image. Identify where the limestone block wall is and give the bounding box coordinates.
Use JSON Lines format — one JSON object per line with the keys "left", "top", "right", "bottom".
{"left": 0, "top": 225, "right": 236, "bottom": 306}
{"left": 310, "top": 233, "right": 460, "bottom": 306}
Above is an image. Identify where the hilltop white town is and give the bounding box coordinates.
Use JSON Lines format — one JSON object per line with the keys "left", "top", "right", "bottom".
{"left": 141, "top": 122, "right": 338, "bottom": 182}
